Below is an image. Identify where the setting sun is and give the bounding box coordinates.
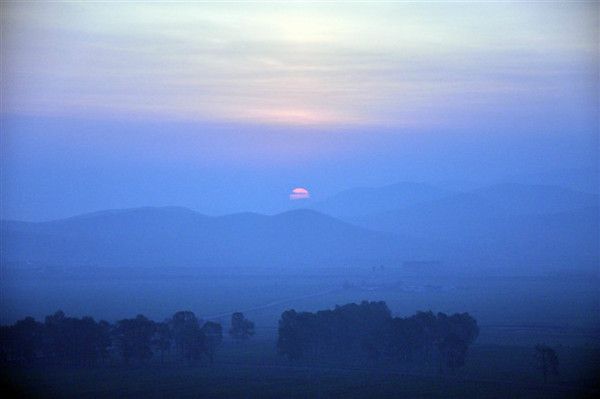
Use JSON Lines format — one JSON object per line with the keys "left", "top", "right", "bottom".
{"left": 289, "top": 187, "right": 310, "bottom": 200}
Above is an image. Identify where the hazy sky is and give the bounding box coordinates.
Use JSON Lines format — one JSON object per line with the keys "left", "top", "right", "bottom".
{"left": 1, "top": 1, "right": 598, "bottom": 220}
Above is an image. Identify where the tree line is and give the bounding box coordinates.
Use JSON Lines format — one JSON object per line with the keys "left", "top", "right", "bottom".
{"left": 1, "top": 301, "right": 558, "bottom": 381}
{"left": 1, "top": 310, "right": 255, "bottom": 367}
{"left": 277, "top": 301, "right": 479, "bottom": 372}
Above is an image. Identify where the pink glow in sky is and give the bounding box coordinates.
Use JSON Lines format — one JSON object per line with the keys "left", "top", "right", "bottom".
{"left": 290, "top": 187, "right": 310, "bottom": 200}
{"left": 2, "top": 2, "right": 596, "bottom": 129}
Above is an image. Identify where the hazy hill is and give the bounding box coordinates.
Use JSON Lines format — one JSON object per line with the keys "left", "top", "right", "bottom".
{"left": 310, "top": 182, "right": 452, "bottom": 217}
{"left": 466, "top": 183, "right": 598, "bottom": 214}
{"left": 351, "top": 183, "right": 598, "bottom": 232}
{"left": 310, "top": 181, "right": 597, "bottom": 219}
{"left": 349, "top": 184, "right": 599, "bottom": 268}
{"left": 2, "top": 183, "right": 596, "bottom": 273}
{"left": 500, "top": 167, "right": 599, "bottom": 194}
{"left": 1, "top": 207, "right": 421, "bottom": 269}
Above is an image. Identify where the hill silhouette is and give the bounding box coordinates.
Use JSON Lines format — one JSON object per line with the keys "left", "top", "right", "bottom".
{"left": 1, "top": 207, "right": 419, "bottom": 269}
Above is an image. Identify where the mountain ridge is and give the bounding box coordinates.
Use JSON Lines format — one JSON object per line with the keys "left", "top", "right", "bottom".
{"left": 1, "top": 207, "right": 417, "bottom": 269}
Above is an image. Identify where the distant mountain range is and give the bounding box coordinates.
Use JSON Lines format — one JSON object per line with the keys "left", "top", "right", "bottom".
{"left": 1, "top": 182, "right": 597, "bottom": 273}
{"left": 1, "top": 207, "right": 423, "bottom": 269}
{"left": 309, "top": 182, "right": 453, "bottom": 218}
{"left": 345, "top": 183, "right": 599, "bottom": 268}
{"left": 312, "top": 182, "right": 596, "bottom": 218}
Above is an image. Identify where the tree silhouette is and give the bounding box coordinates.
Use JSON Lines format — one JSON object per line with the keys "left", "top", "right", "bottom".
{"left": 278, "top": 301, "right": 393, "bottom": 361}
{"left": 43, "top": 311, "right": 69, "bottom": 365}
{"left": 229, "top": 312, "right": 255, "bottom": 340}
{"left": 435, "top": 312, "right": 479, "bottom": 373}
{"left": 2, "top": 317, "right": 43, "bottom": 365}
{"left": 170, "top": 311, "right": 203, "bottom": 362}
{"left": 277, "top": 302, "right": 478, "bottom": 370}
{"left": 75, "top": 316, "right": 111, "bottom": 367}
{"left": 202, "top": 321, "right": 223, "bottom": 364}
{"left": 437, "top": 333, "right": 468, "bottom": 372}
{"left": 97, "top": 320, "right": 112, "bottom": 364}
{"left": 0, "top": 304, "right": 478, "bottom": 372}
{"left": 277, "top": 310, "right": 304, "bottom": 361}
{"left": 535, "top": 344, "right": 559, "bottom": 383}
{"left": 387, "top": 316, "right": 426, "bottom": 362}
{"left": 153, "top": 321, "right": 172, "bottom": 363}
{"left": 114, "top": 315, "right": 156, "bottom": 364}
{"left": 43, "top": 311, "right": 110, "bottom": 366}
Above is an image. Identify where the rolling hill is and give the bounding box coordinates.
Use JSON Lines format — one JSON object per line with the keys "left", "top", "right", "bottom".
{"left": 1, "top": 207, "right": 421, "bottom": 269}
{"left": 310, "top": 182, "right": 452, "bottom": 217}
{"left": 348, "top": 184, "right": 599, "bottom": 268}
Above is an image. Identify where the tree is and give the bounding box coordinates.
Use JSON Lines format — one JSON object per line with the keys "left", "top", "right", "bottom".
{"left": 43, "top": 311, "right": 111, "bottom": 366}
{"left": 202, "top": 321, "right": 223, "bottom": 364}
{"left": 74, "top": 316, "right": 111, "bottom": 367}
{"left": 387, "top": 316, "right": 426, "bottom": 362}
{"left": 437, "top": 333, "right": 468, "bottom": 372}
{"left": 4, "top": 317, "right": 43, "bottom": 365}
{"left": 170, "top": 311, "right": 203, "bottom": 362}
{"left": 277, "top": 310, "right": 304, "bottom": 361}
{"left": 276, "top": 302, "right": 479, "bottom": 370}
{"left": 277, "top": 302, "right": 392, "bottom": 362}
{"left": 434, "top": 312, "right": 478, "bottom": 373}
{"left": 43, "top": 310, "right": 69, "bottom": 365}
{"left": 413, "top": 311, "right": 439, "bottom": 363}
{"left": 535, "top": 344, "right": 559, "bottom": 383}
{"left": 96, "top": 320, "right": 112, "bottom": 364}
{"left": 153, "top": 321, "right": 172, "bottom": 363}
{"left": 114, "top": 315, "right": 156, "bottom": 364}
{"left": 229, "top": 312, "right": 255, "bottom": 340}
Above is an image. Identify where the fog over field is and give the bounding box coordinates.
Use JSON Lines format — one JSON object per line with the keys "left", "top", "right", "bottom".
{"left": 2, "top": 179, "right": 598, "bottom": 346}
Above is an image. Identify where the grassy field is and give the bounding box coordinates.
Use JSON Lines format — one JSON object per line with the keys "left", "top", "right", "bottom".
{"left": 3, "top": 340, "right": 599, "bottom": 398}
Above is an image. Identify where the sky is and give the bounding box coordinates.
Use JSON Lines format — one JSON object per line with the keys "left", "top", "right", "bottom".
{"left": 1, "top": 1, "right": 598, "bottom": 221}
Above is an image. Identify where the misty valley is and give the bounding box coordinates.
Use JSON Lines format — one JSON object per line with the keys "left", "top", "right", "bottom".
{"left": 1, "top": 181, "right": 599, "bottom": 398}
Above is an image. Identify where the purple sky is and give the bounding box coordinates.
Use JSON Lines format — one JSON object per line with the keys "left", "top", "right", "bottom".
{"left": 1, "top": 2, "right": 598, "bottom": 220}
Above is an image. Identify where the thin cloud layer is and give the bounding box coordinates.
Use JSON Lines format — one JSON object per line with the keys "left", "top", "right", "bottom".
{"left": 1, "top": 2, "right": 597, "bottom": 128}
